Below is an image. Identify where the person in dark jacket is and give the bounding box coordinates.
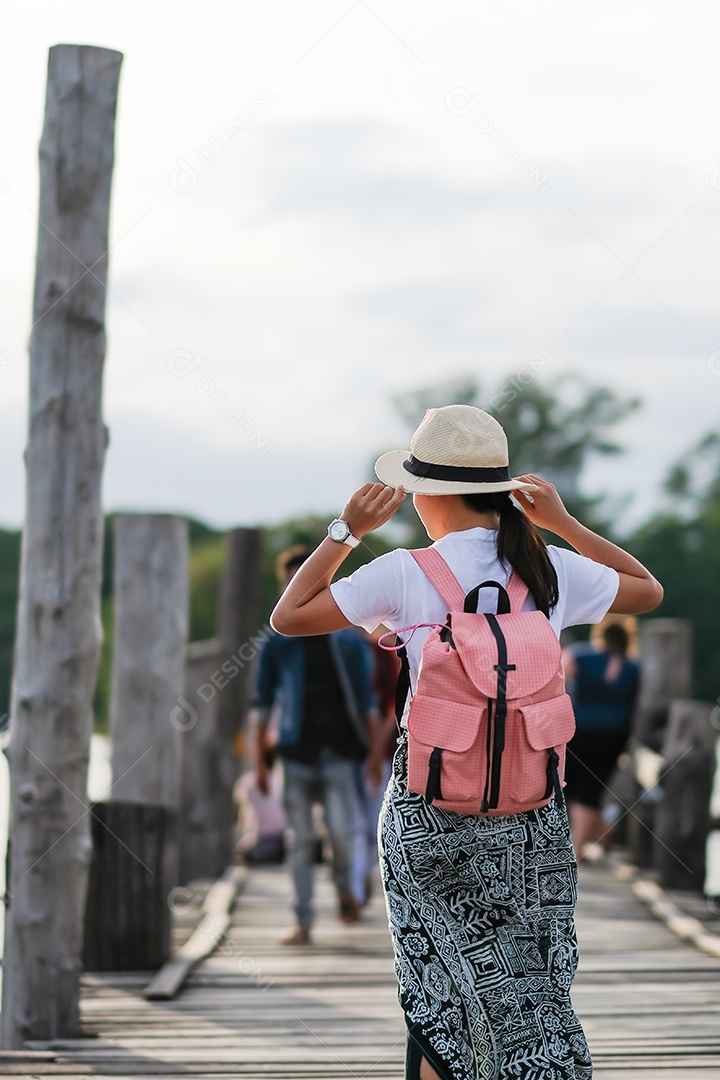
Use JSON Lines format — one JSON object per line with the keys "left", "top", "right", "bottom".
{"left": 251, "top": 545, "right": 379, "bottom": 945}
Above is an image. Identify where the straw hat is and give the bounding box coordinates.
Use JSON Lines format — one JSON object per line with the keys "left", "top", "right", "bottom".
{"left": 374, "top": 404, "right": 538, "bottom": 495}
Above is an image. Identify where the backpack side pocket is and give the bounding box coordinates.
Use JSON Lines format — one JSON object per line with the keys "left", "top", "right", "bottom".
{"left": 508, "top": 693, "right": 576, "bottom": 803}
{"left": 407, "top": 695, "right": 486, "bottom": 809}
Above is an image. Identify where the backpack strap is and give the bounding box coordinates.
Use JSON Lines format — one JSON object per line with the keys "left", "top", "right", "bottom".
{"left": 394, "top": 639, "right": 411, "bottom": 727}
{"left": 409, "top": 548, "right": 466, "bottom": 610}
{"left": 506, "top": 571, "right": 530, "bottom": 612}
{"left": 394, "top": 549, "right": 465, "bottom": 726}
{"left": 482, "top": 612, "right": 517, "bottom": 811}
{"left": 412, "top": 548, "right": 531, "bottom": 614}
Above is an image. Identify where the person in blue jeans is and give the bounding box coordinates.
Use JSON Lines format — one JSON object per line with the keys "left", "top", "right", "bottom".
{"left": 251, "top": 545, "right": 380, "bottom": 945}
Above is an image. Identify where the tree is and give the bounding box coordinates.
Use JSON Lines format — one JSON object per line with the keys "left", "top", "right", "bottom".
{"left": 629, "top": 430, "right": 720, "bottom": 702}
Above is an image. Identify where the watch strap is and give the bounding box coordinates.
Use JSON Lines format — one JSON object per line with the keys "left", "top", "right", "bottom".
{"left": 328, "top": 518, "right": 361, "bottom": 548}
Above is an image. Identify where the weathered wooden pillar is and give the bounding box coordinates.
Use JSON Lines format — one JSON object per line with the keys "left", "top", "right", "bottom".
{"left": 626, "top": 619, "right": 693, "bottom": 868}
{"left": 83, "top": 514, "right": 188, "bottom": 970}
{"left": 653, "top": 699, "right": 716, "bottom": 890}
{"left": 1, "top": 44, "right": 122, "bottom": 1048}
{"left": 178, "top": 638, "right": 224, "bottom": 884}
{"left": 109, "top": 514, "right": 189, "bottom": 809}
{"left": 704, "top": 727, "right": 720, "bottom": 901}
{"left": 206, "top": 528, "right": 263, "bottom": 878}
{"left": 633, "top": 620, "right": 693, "bottom": 750}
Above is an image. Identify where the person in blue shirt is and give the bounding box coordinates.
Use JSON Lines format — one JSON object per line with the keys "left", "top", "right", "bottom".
{"left": 251, "top": 545, "right": 380, "bottom": 945}
{"left": 564, "top": 620, "right": 640, "bottom": 860}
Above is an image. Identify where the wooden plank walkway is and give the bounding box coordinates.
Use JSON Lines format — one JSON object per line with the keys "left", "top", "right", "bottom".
{"left": 7, "top": 856, "right": 720, "bottom": 1078}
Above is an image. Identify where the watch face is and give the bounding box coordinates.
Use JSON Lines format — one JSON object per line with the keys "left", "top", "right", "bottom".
{"left": 329, "top": 519, "right": 349, "bottom": 541}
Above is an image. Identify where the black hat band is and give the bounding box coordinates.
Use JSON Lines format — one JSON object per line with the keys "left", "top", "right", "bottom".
{"left": 403, "top": 455, "right": 512, "bottom": 483}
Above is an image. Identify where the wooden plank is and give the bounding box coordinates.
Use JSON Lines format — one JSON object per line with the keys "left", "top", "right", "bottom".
{"left": 0, "top": 1049, "right": 58, "bottom": 1061}
{"left": 25, "top": 855, "right": 720, "bottom": 1077}
{"left": 142, "top": 866, "right": 247, "bottom": 1000}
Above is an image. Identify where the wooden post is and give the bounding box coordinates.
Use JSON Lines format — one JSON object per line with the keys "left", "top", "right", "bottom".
{"left": 633, "top": 619, "right": 693, "bottom": 750}
{"left": 82, "top": 515, "right": 188, "bottom": 970}
{"left": 704, "top": 725, "right": 720, "bottom": 901}
{"left": 207, "top": 528, "right": 263, "bottom": 878}
{"left": 1, "top": 44, "right": 123, "bottom": 1047}
{"left": 82, "top": 802, "right": 177, "bottom": 971}
{"left": 626, "top": 619, "right": 693, "bottom": 868}
{"left": 178, "top": 638, "right": 224, "bottom": 884}
{"left": 109, "top": 514, "right": 189, "bottom": 809}
{"left": 653, "top": 699, "right": 716, "bottom": 890}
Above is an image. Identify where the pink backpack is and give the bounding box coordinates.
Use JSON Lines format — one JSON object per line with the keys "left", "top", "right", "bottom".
{"left": 393, "top": 548, "right": 576, "bottom": 817}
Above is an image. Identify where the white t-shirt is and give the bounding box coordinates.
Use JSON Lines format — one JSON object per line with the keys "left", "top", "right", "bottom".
{"left": 330, "top": 526, "right": 619, "bottom": 724}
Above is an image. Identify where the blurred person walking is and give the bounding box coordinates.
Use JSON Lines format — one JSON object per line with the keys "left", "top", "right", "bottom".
{"left": 270, "top": 405, "right": 663, "bottom": 1080}
{"left": 250, "top": 545, "right": 378, "bottom": 945}
{"left": 563, "top": 618, "right": 641, "bottom": 861}
{"left": 234, "top": 730, "right": 287, "bottom": 865}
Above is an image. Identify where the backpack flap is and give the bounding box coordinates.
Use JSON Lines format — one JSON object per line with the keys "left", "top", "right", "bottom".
{"left": 449, "top": 610, "right": 564, "bottom": 699}
{"left": 518, "top": 693, "right": 576, "bottom": 750}
{"left": 407, "top": 695, "right": 485, "bottom": 753}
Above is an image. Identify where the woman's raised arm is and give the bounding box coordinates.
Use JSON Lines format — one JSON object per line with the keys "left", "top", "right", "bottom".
{"left": 514, "top": 474, "right": 664, "bottom": 615}
{"left": 270, "top": 483, "right": 405, "bottom": 636}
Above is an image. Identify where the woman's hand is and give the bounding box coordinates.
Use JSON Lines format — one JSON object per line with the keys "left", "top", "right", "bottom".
{"left": 341, "top": 483, "right": 406, "bottom": 538}
{"left": 513, "top": 474, "right": 575, "bottom": 535}
{"left": 271, "top": 483, "right": 405, "bottom": 636}
{"left": 515, "top": 473, "right": 664, "bottom": 614}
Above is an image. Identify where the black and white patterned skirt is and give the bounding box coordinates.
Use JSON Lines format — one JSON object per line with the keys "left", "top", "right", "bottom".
{"left": 378, "top": 733, "right": 592, "bottom": 1080}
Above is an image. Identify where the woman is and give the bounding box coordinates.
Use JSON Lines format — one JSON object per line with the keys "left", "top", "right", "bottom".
{"left": 272, "top": 405, "right": 663, "bottom": 1080}
{"left": 563, "top": 619, "right": 641, "bottom": 861}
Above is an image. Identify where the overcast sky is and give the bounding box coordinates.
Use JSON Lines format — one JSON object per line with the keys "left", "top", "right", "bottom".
{"left": 1, "top": 2, "right": 719, "bottom": 537}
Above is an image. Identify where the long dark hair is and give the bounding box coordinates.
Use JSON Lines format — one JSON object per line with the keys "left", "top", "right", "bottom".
{"left": 461, "top": 492, "right": 559, "bottom": 616}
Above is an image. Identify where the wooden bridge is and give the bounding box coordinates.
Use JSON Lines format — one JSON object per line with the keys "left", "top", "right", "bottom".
{"left": 6, "top": 857, "right": 720, "bottom": 1078}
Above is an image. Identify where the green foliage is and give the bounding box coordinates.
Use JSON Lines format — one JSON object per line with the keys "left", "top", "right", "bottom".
{"left": 629, "top": 432, "right": 720, "bottom": 703}
{"left": 93, "top": 595, "right": 114, "bottom": 735}
{"left": 188, "top": 535, "right": 225, "bottom": 641}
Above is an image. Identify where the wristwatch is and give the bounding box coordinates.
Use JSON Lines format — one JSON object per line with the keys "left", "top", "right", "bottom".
{"left": 327, "top": 518, "right": 361, "bottom": 548}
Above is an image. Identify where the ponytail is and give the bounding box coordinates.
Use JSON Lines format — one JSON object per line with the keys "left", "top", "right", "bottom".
{"left": 460, "top": 492, "right": 559, "bottom": 617}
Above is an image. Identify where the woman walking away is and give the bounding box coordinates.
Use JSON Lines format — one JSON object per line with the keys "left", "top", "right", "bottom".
{"left": 271, "top": 405, "right": 663, "bottom": 1080}
{"left": 563, "top": 618, "right": 640, "bottom": 861}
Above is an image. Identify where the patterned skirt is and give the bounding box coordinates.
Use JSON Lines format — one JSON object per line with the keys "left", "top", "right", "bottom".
{"left": 378, "top": 733, "right": 592, "bottom": 1080}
